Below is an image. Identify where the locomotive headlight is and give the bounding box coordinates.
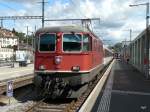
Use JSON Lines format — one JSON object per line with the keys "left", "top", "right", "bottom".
{"left": 55, "top": 56, "right": 62, "bottom": 65}
{"left": 39, "top": 65, "right": 45, "bottom": 70}
{"left": 72, "top": 66, "right": 80, "bottom": 71}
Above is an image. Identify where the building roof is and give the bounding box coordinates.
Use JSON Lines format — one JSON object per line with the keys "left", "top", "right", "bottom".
{"left": 0, "top": 28, "right": 17, "bottom": 38}
{"left": 18, "top": 43, "right": 33, "bottom": 51}
{"left": 130, "top": 25, "right": 150, "bottom": 44}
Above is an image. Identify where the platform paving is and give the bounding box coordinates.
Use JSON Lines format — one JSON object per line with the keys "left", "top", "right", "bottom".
{"left": 0, "top": 64, "right": 34, "bottom": 83}
{"left": 92, "top": 60, "right": 150, "bottom": 112}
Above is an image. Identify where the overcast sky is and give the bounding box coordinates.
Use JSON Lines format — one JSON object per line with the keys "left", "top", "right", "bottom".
{"left": 0, "top": 0, "right": 149, "bottom": 45}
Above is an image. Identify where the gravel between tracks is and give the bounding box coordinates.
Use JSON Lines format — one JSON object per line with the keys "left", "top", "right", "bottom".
{"left": 0, "top": 101, "right": 36, "bottom": 112}
{"left": 0, "top": 84, "right": 37, "bottom": 112}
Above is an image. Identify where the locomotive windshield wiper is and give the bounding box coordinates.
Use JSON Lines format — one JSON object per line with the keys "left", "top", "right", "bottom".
{"left": 71, "top": 31, "right": 81, "bottom": 40}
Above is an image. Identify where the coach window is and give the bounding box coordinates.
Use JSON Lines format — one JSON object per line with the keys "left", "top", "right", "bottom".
{"left": 83, "top": 34, "right": 91, "bottom": 51}
{"left": 39, "top": 34, "right": 56, "bottom": 52}
{"left": 63, "top": 34, "right": 82, "bottom": 52}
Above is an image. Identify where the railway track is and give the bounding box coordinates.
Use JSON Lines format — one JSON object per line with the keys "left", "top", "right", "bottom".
{"left": 26, "top": 98, "right": 73, "bottom": 112}
{"left": 24, "top": 60, "right": 112, "bottom": 112}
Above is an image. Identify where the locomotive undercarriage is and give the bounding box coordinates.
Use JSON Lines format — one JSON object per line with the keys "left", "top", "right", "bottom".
{"left": 34, "top": 74, "right": 89, "bottom": 98}
{"left": 34, "top": 64, "right": 104, "bottom": 98}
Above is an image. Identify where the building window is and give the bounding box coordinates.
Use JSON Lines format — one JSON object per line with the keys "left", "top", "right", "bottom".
{"left": 3, "top": 40, "right": 6, "bottom": 44}
{"left": 15, "top": 40, "right": 17, "bottom": 44}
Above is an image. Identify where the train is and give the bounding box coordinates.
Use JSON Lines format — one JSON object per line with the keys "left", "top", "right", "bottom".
{"left": 103, "top": 46, "right": 114, "bottom": 64}
{"left": 33, "top": 26, "right": 113, "bottom": 98}
{"left": 113, "top": 52, "right": 120, "bottom": 59}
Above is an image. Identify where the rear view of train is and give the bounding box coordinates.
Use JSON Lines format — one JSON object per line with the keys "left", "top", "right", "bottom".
{"left": 34, "top": 26, "right": 104, "bottom": 98}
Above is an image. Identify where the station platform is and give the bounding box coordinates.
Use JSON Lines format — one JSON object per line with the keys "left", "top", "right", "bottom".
{"left": 92, "top": 59, "right": 150, "bottom": 112}
{"left": 104, "top": 57, "right": 113, "bottom": 65}
{"left": 0, "top": 64, "right": 34, "bottom": 82}
{"left": 0, "top": 64, "right": 34, "bottom": 94}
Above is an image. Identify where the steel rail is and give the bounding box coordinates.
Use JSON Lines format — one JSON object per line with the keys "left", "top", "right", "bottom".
{"left": 24, "top": 59, "right": 113, "bottom": 112}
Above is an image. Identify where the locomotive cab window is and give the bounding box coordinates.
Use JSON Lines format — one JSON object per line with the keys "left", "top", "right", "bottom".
{"left": 63, "top": 34, "right": 82, "bottom": 52}
{"left": 83, "top": 34, "right": 91, "bottom": 51}
{"left": 39, "top": 33, "right": 56, "bottom": 52}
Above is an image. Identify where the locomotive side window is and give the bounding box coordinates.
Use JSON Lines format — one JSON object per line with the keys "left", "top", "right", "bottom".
{"left": 83, "top": 34, "right": 91, "bottom": 51}
{"left": 35, "top": 36, "right": 39, "bottom": 51}
{"left": 39, "top": 34, "right": 56, "bottom": 52}
{"left": 63, "top": 34, "right": 82, "bottom": 52}
{"left": 93, "top": 39, "right": 97, "bottom": 51}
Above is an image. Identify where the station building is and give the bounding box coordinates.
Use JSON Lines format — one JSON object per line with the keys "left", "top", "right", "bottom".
{"left": 0, "top": 28, "right": 18, "bottom": 60}
{"left": 121, "top": 26, "right": 150, "bottom": 77}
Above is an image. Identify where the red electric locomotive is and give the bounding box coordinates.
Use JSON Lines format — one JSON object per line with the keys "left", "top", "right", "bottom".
{"left": 34, "top": 26, "right": 104, "bottom": 98}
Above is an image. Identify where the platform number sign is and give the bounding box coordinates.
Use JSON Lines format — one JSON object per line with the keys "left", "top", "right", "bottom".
{"left": 7, "top": 81, "right": 13, "bottom": 97}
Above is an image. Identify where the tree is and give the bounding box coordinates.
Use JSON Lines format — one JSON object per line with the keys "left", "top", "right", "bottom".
{"left": 12, "top": 28, "right": 27, "bottom": 44}
{"left": 108, "top": 45, "right": 113, "bottom": 50}
{"left": 113, "top": 42, "right": 122, "bottom": 52}
{"left": 12, "top": 28, "right": 16, "bottom": 33}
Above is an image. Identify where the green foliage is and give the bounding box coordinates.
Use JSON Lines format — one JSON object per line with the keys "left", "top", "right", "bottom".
{"left": 113, "top": 42, "right": 122, "bottom": 52}
{"left": 6, "top": 45, "right": 12, "bottom": 48}
{"left": 108, "top": 45, "right": 113, "bottom": 50}
{"left": 12, "top": 28, "right": 33, "bottom": 45}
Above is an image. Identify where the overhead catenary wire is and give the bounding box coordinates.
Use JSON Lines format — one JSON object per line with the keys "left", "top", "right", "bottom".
{"left": 70, "top": 0, "right": 88, "bottom": 19}
{"left": 0, "top": 2, "right": 18, "bottom": 27}
{"left": 0, "top": 2, "right": 18, "bottom": 12}
{"left": 70, "top": 0, "right": 100, "bottom": 31}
